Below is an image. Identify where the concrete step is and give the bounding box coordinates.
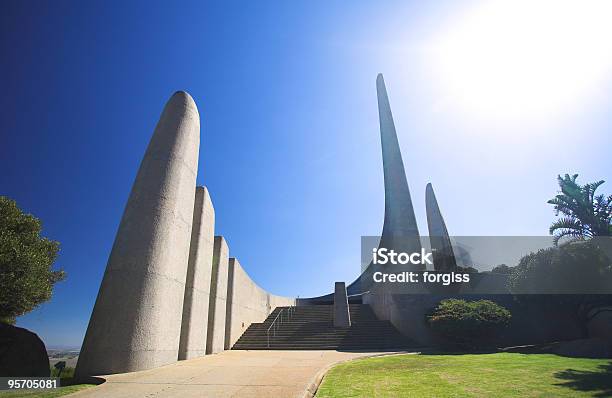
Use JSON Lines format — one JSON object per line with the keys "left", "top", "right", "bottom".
{"left": 252, "top": 321, "right": 397, "bottom": 327}
{"left": 233, "top": 340, "right": 410, "bottom": 345}
{"left": 238, "top": 336, "right": 407, "bottom": 341}
{"left": 231, "top": 303, "right": 415, "bottom": 350}
{"left": 233, "top": 344, "right": 412, "bottom": 349}
{"left": 241, "top": 329, "right": 403, "bottom": 335}
{"left": 241, "top": 326, "right": 403, "bottom": 333}
{"left": 235, "top": 341, "right": 410, "bottom": 346}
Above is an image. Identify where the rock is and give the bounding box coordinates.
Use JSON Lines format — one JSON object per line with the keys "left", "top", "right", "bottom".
{"left": 0, "top": 323, "right": 50, "bottom": 376}
{"left": 587, "top": 306, "right": 612, "bottom": 341}
{"left": 552, "top": 338, "right": 612, "bottom": 359}
{"left": 501, "top": 337, "right": 612, "bottom": 359}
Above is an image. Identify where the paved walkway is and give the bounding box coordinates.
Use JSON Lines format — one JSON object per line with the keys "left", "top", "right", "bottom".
{"left": 69, "top": 350, "right": 406, "bottom": 398}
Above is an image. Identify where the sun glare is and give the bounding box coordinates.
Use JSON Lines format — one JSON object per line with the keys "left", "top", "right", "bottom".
{"left": 427, "top": 0, "right": 612, "bottom": 122}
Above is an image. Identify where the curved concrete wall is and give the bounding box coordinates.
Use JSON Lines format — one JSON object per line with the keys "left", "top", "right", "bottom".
{"left": 77, "top": 92, "right": 294, "bottom": 378}
{"left": 225, "top": 258, "right": 295, "bottom": 349}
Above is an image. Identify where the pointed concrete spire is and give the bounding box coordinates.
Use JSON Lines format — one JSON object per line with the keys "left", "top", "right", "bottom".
{"left": 77, "top": 91, "right": 200, "bottom": 377}
{"left": 308, "top": 75, "right": 424, "bottom": 299}
{"left": 376, "top": 74, "right": 421, "bottom": 258}
{"left": 425, "top": 183, "right": 457, "bottom": 272}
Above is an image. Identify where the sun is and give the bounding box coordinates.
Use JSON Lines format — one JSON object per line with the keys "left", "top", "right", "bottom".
{"left": 426, "top": 0, "right": 612, "bottom": 122}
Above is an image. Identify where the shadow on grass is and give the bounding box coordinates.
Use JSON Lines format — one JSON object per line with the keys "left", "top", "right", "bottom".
{"left": 554, "top": 362, "right": 612, "bottom": 398}
{"left": 336, "top": 347, "right": 503, "bottom": 356}
{"left": 417, "top": 347, "right": 499, "bottom": 355}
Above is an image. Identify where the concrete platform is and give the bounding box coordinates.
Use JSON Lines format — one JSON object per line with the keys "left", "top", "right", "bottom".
{"left": 68, "top": 350, "right": 408, "bottom": 398}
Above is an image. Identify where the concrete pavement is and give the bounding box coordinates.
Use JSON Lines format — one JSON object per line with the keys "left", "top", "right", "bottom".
{"left": 69, "top": 350, "right": 405, "bottom": 398}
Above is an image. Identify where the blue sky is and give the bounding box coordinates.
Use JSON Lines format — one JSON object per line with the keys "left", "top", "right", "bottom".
{"left": 2, "top": 1, "right": 611, "bottom": 347}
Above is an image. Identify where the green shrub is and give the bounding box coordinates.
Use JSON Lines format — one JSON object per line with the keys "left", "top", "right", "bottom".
{"left": 508, "top": 241, "right": 612, "bottom": 336}
{"left": 0, "top": 196, "right": 64, "bottom": 324}
{"left": 508, "top": 241, "right": 612, "bottom": 294}
{"left": 427, "top": 299, "right": 511, "bottom": 349}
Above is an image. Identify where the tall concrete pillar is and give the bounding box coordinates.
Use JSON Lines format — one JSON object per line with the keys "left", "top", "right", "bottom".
{"left": 224, "top": 258, "right": 237, "bottom": 350}
{"left": 205, "top": 236, "right": 229, "bottom": 354}
{"left": 76, "top": 91, "right": 200, "bottom": 377}
{"left": 376, "top": 74, "right": 422, "bottom": 260}
{"left": 179, "top": 186, "right": 215, "bottom": 360}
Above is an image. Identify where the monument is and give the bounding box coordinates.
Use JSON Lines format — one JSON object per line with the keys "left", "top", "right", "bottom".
{"left": 76, "top": 92, "right": 294, "bottom": 377}
{"left": 76, "top": 75, "right": 459, "bottom": 377}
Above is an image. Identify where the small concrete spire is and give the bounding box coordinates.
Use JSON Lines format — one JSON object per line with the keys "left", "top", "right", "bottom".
{"left": 425, "top": 183, "right": 457, "bottom": 272}
{"left": 76, "top": 91, "right": 200, "bottom": 377}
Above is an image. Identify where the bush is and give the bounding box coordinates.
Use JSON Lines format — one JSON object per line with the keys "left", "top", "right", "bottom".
{"left": 508, "top": 240, "right": 612, "bottom": 336}
{"left": 427, "top": 299, "right": 511, "bottom": 349}
{"left": 0, "top": 196, "right": 64, "bottom": 324}
{"left": 508, "top": 241, "right": 612, "bottom": 294}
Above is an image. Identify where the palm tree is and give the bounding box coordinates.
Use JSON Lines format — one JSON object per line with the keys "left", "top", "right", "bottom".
{"left": 548, "top": 174, "right": 612, "bottom": 245}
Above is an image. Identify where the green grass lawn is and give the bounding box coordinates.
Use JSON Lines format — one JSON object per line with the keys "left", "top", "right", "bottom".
{"left": 0, "top": 384, "right": 93, "bottom": 398}
{"left": 316, "top": 353, "right": 612, "bottom": 398}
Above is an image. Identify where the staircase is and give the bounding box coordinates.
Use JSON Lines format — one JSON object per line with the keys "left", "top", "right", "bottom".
{"left": 232, "top": 304, "right": 415, "bottom": 350}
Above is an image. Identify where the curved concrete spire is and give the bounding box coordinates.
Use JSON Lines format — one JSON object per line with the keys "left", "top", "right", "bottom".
{"left": 377, "top": 74, "right": 421, "bottom": 256}
{"left": 76, "top": 91, "right": 200, "bottom": 377}
{"left": 425, "top": 183, "right": 457, "bottom": 272}
{"left": 300, "top": 74, "right": 425, "bottom": 303}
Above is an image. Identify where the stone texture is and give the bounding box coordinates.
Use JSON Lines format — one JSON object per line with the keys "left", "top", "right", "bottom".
{"left": 206, "top": 236, "right": 229, "bottom": 354}
{"left": 425, "top": 183, "right": 457, "bottom": 273}
{"left": 0, "top": 323, "right": 50, "bottom": 377}
{"left": 333, "top": 282, "right": 351, "bottom": 327}
{"left": 76, "top": 91, "right": 200, "bottom": 377}
{"left": 224, "top": 258, "right": 295, "bottom": 349}
{"left": 179, "top": 186, "right": 215, "bottom": 360}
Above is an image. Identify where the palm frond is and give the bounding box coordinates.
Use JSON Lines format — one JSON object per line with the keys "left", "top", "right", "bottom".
{"left": 548, "top": 174, "right": 610, "bottom": 244}
{"left": 552, "top": 229, "right": 585, "bottom": 246}
{"left": 549, "top": 217, "right": 583, "bottom": 235}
